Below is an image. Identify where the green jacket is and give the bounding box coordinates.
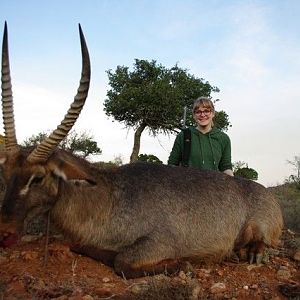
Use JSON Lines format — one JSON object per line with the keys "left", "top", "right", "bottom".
{"left": 168, "top": 126, "right": 232, "bottom": 172}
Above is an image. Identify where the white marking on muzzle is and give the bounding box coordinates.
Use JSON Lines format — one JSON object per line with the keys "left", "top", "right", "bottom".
{"left": 0, "top": 157, "right": 7, "bottom": 164}
{"left": 19, "top": 174, "right": 36, "bottom": 196}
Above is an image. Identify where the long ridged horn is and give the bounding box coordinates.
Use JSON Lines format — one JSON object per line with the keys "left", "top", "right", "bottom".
{"left": 1, "top": 21, "right": 19, "bottom": 151}
{"left": 27, "top": 24, "right": 91, "bottom": 163}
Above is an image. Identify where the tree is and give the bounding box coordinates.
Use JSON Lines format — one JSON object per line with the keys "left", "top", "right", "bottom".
{"left": 22, "top": 132, "right": 48, "bottom": 147}
{"left": 286, "top": 155, "right": 300, "bottom": 187}
{"left": 104, "top": 59, "right": 226, "bottom": 162}
{"left": 22, "top": 130, "right": 102, "bottom": 159}
{"left": 233, "top": 161, "right": 258, "bottom": 181}
{"left": 287, "top": 155, "right": 300, "bottom": 180}
{"left": 138, "top": 153, "right": 163, "bottom": 164}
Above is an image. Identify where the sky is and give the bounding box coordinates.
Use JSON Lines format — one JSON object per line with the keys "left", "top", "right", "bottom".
{"left": 0, "top": 0, "right": 299, "bottom": 186}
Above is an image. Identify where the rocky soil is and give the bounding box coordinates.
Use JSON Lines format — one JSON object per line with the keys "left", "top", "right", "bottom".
{"left": 0, "top": 229, "right": 299, "bottom": 300}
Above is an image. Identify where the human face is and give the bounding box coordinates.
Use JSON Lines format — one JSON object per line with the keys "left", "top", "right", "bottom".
{"left": 193, "top": 106, "right": 215, "bottom": 129}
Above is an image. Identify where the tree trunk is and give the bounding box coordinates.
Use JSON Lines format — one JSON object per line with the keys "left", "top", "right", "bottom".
{"left": 130, "top": 123, "right": 147, "bottom": 163}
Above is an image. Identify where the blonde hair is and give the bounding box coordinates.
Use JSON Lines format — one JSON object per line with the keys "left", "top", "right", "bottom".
{"left": 192, "top": 97, "right": 215, "bottom": 114}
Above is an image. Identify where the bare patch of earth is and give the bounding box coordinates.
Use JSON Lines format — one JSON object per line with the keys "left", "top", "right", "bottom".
{"left": 0, "top": 232, "right": 299, "bottom": 300}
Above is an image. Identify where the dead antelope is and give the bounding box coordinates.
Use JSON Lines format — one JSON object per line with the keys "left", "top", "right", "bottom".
{"left": 0, "top": 23, "right": 283, "bottom": 279}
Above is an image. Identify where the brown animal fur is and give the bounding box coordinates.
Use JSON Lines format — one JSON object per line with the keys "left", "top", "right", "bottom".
{"left": 0, "top": 149, "right": 283, "bottom": 278}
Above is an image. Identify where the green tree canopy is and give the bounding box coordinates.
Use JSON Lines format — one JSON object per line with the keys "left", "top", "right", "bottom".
{"left": 138, "top": 153, "right": 163, "bottom": 164}
{"left": 286, "top": 155, "right": 300, "bottom": 188}
{"left": 22, "top": 130, "right": 102, "bottom": 159}
{"left": 233, "top": 161, "right": 258, "bottom": 181}
{"left": 104, "top": 59, "right": 227, "bottom": 162}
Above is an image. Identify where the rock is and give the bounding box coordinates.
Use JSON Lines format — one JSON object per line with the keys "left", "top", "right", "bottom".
{"left": 189, "top": 279, "right": 202, "bottom": 300}
{"left": 276, "top": 268, "right": 291, "bottom": 280}
{"left": 102, "top": 277, "right": 111, "bottom": 283}
{"left": 21, "top": 250, "right": 39, "bottom": 261}
{"left": 199, "top": 268, "right": 211, "bottom": 274}
{"left": 210, "top": 282, "right": 227, "bottom": 294}
{"left": 250, "top": 284, "right": 258, "bottom": 289}
{"left": 178, "top": 270, "right": 187, "bottom": 280}
{"left": 103, "top": 283, "right": 115, "bottom": 288}
{"left": 21, "top": 234, "right": 41, "bottom": 243}
{"left": 293, "top": 249, "right": 300, "bottom": 261}
{"left": 246, "top": 264, "right": 260, "bottom": 271}
{"left": 129, "top": 283, "right": 149, "bottom": 295}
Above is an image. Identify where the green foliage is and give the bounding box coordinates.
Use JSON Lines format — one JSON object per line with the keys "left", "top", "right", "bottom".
{"left": 138, "top": 154, "right": 163, "bottom": 164}
{"left": 22, "top": 130, "right": 102, "bottom": 158}
{"left": 234, "top": 168, "right": 258, "bottom": 181}
{"left": 285, "top": 175, "right": 300, "bottom": 190}
{"left": 233, "top": 161, "right": 258, "bottom": 181}
{"left": 22, "top": 132, "right": 48, "bottom": 147}
{"left": 214, "top": 110, "right": 231, "bottom": 132}
{"left": 270, "top": 183, "right": 300, "bottom": 233}
{"left": 286, "top": 155, "right": 300, "bottom": 189}
{"left": 93, "top": 161, "right": 119, "bottom": 169}
{"left": 93, "top": 155, "right": 124, "bottom": 169}
{"left": 104, "top": 59, "right": 221, "bottom": 134}
{"left": 60, "top": 131, "right": 102, "bottom": 158}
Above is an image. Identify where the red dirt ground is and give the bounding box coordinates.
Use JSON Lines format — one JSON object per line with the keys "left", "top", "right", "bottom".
{"left": 0, "top": 231, "right": 299, "bottom": 300}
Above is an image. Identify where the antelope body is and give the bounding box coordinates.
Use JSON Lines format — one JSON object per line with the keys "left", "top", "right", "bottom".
{"left": 0, "top": 23, "right": 283, "bottom": 278}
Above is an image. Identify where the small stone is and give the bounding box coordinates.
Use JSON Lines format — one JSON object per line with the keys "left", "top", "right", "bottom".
{"left": 210, "top": 282, "right": 227, "bottom": 294}
{"left": 21, "top": 234, "right": 41, "bottom": 243}
{"left": 103, "top": 283, "right": 115, "bottom": 288}
{"left": 243, "top": 285, "right": 249, "bottom": 290}
{"left": 293, "top": 250, "right": 300, "bottom": 261}
{"left": 102, "top": 277, "right": 110, "bottom": 283}
{"left": 200, "top": 268, "right": 211, "bottom": 274}
{"left": 21, "top": 250, "right": 39, "bottom": 261}
{"left": 130, "top": 283, "right": 149, "bottom": 295}
{"left": 82, "top": 296, "right": 94, "bottom": 300}
{"left": 277, "top": 269, "right": 291, "bottom": 280}
{"left": 246, "top": 264, "right": 260, "bottom": 271}
{"left": 250, "top": 284, "right": 258, "bottom": 289}
{"left": 178, "top": 270, "right": 187, "bottom": 280}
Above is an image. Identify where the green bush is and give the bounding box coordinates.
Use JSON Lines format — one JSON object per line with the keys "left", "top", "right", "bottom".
{"left": 269, "top": 183, "right": 300, "bottom": 233}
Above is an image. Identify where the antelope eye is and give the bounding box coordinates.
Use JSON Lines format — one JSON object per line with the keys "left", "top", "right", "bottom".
{"left": 30, "top": 176, "right": 43, "bottom": 185}
{"left": 29, "top": 174, "right": 44, "bottom": 187}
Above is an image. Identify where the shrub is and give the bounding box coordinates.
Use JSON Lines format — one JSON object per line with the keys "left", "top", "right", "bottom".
{"left": 269, "top": 183, "right": 300, "bottom": 233}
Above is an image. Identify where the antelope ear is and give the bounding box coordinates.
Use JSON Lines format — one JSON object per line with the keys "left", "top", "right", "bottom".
{"left": 48, "top": 159, "right": 96, "bottom": 185}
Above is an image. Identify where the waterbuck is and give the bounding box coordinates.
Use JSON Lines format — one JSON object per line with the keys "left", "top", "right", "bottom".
{"left": 0, "top": 23, "right": 283, "bottom": 279}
